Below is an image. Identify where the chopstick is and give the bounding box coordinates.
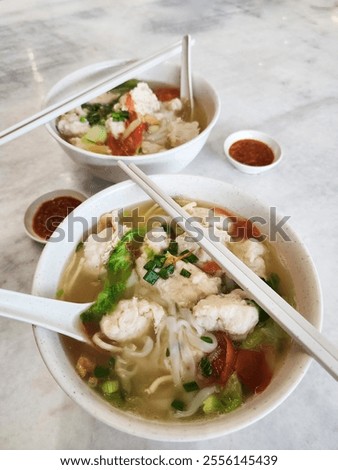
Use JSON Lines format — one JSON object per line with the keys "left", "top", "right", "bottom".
{"left": 118, "top": 160, "right": 338, "bottom": 381}
{"left": 0, "top": 40, "right": 184, "bottom": 146}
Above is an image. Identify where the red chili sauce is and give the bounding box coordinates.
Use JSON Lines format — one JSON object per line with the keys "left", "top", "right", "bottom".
{"left": 229, "top": 139, "right": 274, "bottom": 167}
{"left": 32, "top": 196, "right": 82, "bottom": 240}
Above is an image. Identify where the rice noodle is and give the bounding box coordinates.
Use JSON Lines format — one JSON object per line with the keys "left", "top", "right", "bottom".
{"left": 186, "top": 331, "right": 217, "bottom": 353}
{"left": 145, "top": 375, "right": 172, "bottom": 394}
{"left": 181, "top": 201, "right": 197, "bottom": 213}
{"left": 166, "top": 316, "right": 181, "bottom": 386}
{"left": 92, "top": 333, "right": 122, "bottom": 352}
{"left": 143, "top": 203, "right": 160, "bottom": 220}
{"left": 66, "top": 257, "right": 85, "bottom": 293}
{"left": 177, "top": 327, "right": 196, "bottom": 381}
{"left": 175, "top": 386, "right": 218, "bottom": 418}
{"left": 124, "top": 336, "right": 154, "bottom": 358}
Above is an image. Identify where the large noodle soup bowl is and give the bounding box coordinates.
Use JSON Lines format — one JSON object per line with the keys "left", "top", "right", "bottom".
{"left": 32, "top": 175, "right": 322, "bottom": 441}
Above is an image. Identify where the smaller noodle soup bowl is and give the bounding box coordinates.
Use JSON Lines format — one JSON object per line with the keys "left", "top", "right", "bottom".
{"left": 32, "top": 175, "right": 322, "bottom": 441}
{"left": 45, "top": 61, "right": 220, "bottom": 183}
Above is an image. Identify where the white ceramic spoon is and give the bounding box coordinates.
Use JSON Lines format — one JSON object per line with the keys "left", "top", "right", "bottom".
{"left": 0, "top": 288, "right": 91, "bottom": 342}
{"left": 180, "top": 34, "right": 194, "bottom": 120}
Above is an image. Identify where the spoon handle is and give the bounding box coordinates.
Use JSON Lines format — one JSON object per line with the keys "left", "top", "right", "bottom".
{"left": 180, "top": 34, "right": 194, "bottom": 119}
{"left": 0, "top": 288, "right": 90, "bottom": 342}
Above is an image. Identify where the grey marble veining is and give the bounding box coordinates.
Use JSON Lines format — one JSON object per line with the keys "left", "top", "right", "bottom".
{"left": 0, "top": 0, "right": 338, "bottom": 450}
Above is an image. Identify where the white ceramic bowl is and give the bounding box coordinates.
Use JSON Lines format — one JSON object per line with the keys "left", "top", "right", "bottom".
{"left": 45, "top": 61, "right": 220, "bottom": 182}
{"left": 24, "top": 189, "right": 87, "bottom": 244}
{"left": 32, "top": 175, "right": 322, "bottom": 441}
{"left": 224, "top": 130, "right": 282, "bottom": 174}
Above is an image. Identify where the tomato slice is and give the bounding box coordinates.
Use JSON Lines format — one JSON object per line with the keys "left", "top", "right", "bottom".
{"left": 235, "top": 348, "right": 272, "bottom": 393}
{"left": 154, "top": 87, "right": 180, "bottom": 102}
{"left": 214, "top": 207, "right": 261, "bottom": 240}
{"left": 125, "top": 93, "right": 135, "bottom": 112}
{"left": 107, "top": 122, "right": 147, "bottom": 156}
{"left": 203, "top": 331, "right": 237, "bottom": 385}
{"left": 200, "top": 260, "right": 221, "bottom": 275}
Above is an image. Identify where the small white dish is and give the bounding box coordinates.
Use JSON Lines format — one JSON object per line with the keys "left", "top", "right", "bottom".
{"left": 224, "top": 130, "right": 282, "bottom": 174}
{"left": 24, "top": 189, "right": 87, "bottom": 244}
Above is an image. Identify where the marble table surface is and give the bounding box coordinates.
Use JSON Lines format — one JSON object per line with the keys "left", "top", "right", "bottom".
{"left": 0, "top": 0, "right": 337, "bottom": 450}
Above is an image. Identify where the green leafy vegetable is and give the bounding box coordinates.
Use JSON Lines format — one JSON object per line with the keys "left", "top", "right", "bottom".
{"left": 265, "top": 272, "right": 280, "bottom": 292}
{"left": 112, "top": 79, "right": 139, "bottom": 96}
{"left": 241, "top": 317, "right": 289, "bottom": 351}
{"left": 246, "top": 273, "right": 281, "bottom": 322}
{"left": 246, "top": 298, "right": 269, "bottom": 323}
{"left": 80, "top": 228, "right": 145, "bottom": 323}
{"left": 203, "top": 373, "right": 243, "bottom": 414}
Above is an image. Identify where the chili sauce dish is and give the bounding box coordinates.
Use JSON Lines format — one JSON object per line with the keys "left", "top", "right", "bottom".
{"left": 24, "top": 189, "right": 87, "bottom": 244}
{"left": 45, "top": 61, "right": 220, "bottom": 183}
{"left": 32, "top": 175, "right": 322, "bottom": 441}
{"left": 224, "top": 130, "right": 282, "bottom": 174}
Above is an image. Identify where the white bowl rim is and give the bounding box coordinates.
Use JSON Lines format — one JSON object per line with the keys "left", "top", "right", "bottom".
{"left": 32, "top": 174, "right": 323, "bottom": 442}
{"left": 45, "top": 60, "right": 221, "bottom": 163}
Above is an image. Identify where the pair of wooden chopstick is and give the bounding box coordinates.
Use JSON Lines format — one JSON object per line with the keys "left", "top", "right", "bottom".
{"left": 118, "top": 160, "right": 338, "bottom": 381}
{"left": 0, "top": 39, "right": 185, "bottom": 146}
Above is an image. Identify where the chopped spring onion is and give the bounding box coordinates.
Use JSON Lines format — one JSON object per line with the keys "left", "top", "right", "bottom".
{"left": 143, "top": 259, "right": 157, "bottom": 271}
{"left": 183, "top": 381, "right": 200, "bottom": 392}
{"left": 76, "top": 241, "right": 84, "bottom": 252}
{"left": 144, "top": 255, "right": 166, "bottom": 271}
{"left": 171, "top": 399, "right": 185, "bottom": 411}
{"left": 111, "top": 110, "right": 129, "bottom": 121}
{"left": 201, "top": 336, "right": 213, "bottom": 344}
{"left": 79, "top": 116, "right": 87, "bottom": 123}
{"left": 180, "top": 268, "right": 191, "bottom": 278}
{"left": 101, "top": 380, "right": 119, "bottom": 396}
{"left": 108, "top": 356, "right": 116, "bottom": 368}
{"left": 153, "top": 254, "right": 166, "bottom": 268}
{"left": 94, "top": 366, "right": 110, "bottom": 378}
{"left": 56, "top": 289, "right": 64, "bottom": 299}
{"left": 168, "top": 241, "right": 178, "bottom": 256}
{"left": 180, "top": 250, "right": 199, "bottom": 264}
{"left": 143, "top": 270, "right": 160, "bottom": 285}
{"left": 158, "top": 264, "right": 175, "bottom": 279}
{"left": 200, "top": 356, "right": 212, "bottom": 377}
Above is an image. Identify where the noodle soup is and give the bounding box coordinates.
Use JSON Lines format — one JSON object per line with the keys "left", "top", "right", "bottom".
{"left": 59, "top": 199, "right": 292, "bottom": 421}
